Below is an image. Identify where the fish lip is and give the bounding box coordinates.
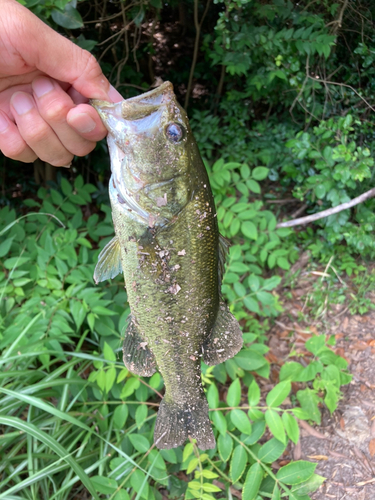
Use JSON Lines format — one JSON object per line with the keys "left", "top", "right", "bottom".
{"left": 90, "top": 81, "right": 176, "bottom": 124}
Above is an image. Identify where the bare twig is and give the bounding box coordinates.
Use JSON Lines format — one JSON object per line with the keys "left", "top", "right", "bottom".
{"left": 276, "top": 187, "right": 375, "bottom": 228}
{"left": 184, "top": 0, "right": 211, "bottom": 109}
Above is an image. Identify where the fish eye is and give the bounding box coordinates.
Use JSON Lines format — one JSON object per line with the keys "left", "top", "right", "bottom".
{"left": 165, "top": 122, "right": 185, "bottom": 143}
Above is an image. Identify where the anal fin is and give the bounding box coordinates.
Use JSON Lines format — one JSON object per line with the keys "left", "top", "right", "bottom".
{"left": 94, "top": 236, "right": 123, "bottom": 284}
{"left": 123, "top": 317, "right": 156, "bottom": 377}
{"left": 203, "top": 302, "right": 243, "bottom": 366}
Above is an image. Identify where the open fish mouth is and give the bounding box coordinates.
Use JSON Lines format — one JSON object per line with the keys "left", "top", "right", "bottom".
{"left": 90, "top": 81, "right": 175, "bottom": 133}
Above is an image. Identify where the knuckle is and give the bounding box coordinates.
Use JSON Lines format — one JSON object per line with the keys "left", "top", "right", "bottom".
{"left": 27, "top": 123, "right": 50, "bottom": 144}
{"left": 47, "top": 153, "right": 74, "bottom": 167}
{"left": 43, "top": 100, "right": 71, "bottom": 123}
{"left": 71, "top": 141, "right": 96, "bottom": 157}
{"left": 1, "top": 139, "right": 28, "bottom": 159}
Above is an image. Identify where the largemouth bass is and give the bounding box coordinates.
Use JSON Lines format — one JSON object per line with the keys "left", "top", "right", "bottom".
{"left": 91, "top": 82, "right": 242, "bottom": 450}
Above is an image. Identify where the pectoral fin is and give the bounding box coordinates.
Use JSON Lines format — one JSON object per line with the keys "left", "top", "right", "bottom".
{"left": 94, "top": 236, "right": 123, "bottom": 283}
{"left": 203, "top": 302, "right": 243, "bottom": 366}
{"left": 123, "top": 317, "right": 156, "bottom": 377}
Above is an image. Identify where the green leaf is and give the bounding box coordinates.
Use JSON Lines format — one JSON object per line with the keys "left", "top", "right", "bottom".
{"left": 218, "top": 433, "right": 233, "bottom": 462}
{"left": 248, "top": 379, "right": 261, "bottom": 406}
{"left": 243, "top": 296, "right": 260, "bottom": 314}
{"left": 60, "top": 177, "right": 73, "bottom": 197}
{"left": 291, "top": 473, "right": 326, "bottom": 495}
{"left": 0, "top": 416, "right": 100, "bottom": 500}
{"left": 230, "top": 445, "right": 247, "bottom": 482}
{"left": 265, "top": 409, "right": 286, "bottom": 444}
{"left": 206, "top": 383, "right": 219, "bottom": 409}
{"left": 279, "top": 362, "right": 304, "bottom": 381}
{"left": 245, "top": 420, "right": 266, "bottom": 445}
{"left": 183, "top": 442, "right": 194, "bottom": 462}
{"left": 92, "top": 476, "right": 118, "bottom": 494}
{"left": 103, "top": 341, "right": 116, "bottom": 362}
{"left": 69, "top": 300, "right": 86, "bottom": 330}
{"left": 243, "top": 462, "right": 263, "bottom": 500}
{"left": 113, "top": 404, "right": 128, "bottom": 428}
{"left": 135, "top": 404, "right": 148, "bottom": 428}
{"left": 129, "top": 434, "right": 150, "bottom": 453}
{"left": 235, "top": 350, "right": 266, "bottom": 371}
{"left": 296, "top": 389, "right": 321, "bottom": 424}
{"left": 51, "top": 3, "right": 84, "bottom": 29}
{"left": 202, "top": 483, "right": 221, "bottom": 492}
{"left": 276, "top": 460, "right": 317, "bottom": 485}
{"left": 266, "top": 381, "right": 291, "bottom": 407}
{"left": 246, "top": 179, "right": 261, "bottom": 194}
{"left": 242, "top": 221, "right": 258, "bottom": 240}
{"left": 226, "top": 378, "right": 241, "bottom": 407}
{"left": 230, "top": 409, "right": 252, "bottom": 434}
{"left": 0, "top": 236, "right": 14, "bottom": 258}
{"left": 114, "top": 491, "right": 130, "bottom": 500}
{"left": 282, "top": 412, "right": 299, "bottom": 444}
{"left": 258, "top": 437, "right": 286, "bottom": 463}
{"left": 211, "top": 410, "right": 227, "bottom": 436}
{"left": 252, "top": 167, "right": 269, "bottom": 180}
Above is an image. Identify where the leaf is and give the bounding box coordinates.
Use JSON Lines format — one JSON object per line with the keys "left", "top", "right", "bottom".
{"left": 296, "top": 389, "right": 321, "bottom": 424}
{"left": 0, "top": 236, "right": 14, "bottom": 258}
{"left": 252, "top": 167, "right": 269, "bottom": 181}
{"left": 69, "top": 300, "right": 86, "bottom": 330}
{"left": 103, "top": 341, "right": 116, "bottom": 362}
{"left": 243, "top": 462, "right": 263, "bottom": 500}
{"left": 266, "top": 381, "right": 291, "bottom": 407}
{"left": 265, "top": 409, "right": 286, "bottom": 444}
{"left": 226, "top": 378, "right": 241, "bottom": 407}
{"left": 0, "top": 416, "right": 100, "bottom": 500}
{"left": 202, "top": 483, "right": 221, "bottom": 492}
{"left": 135, "top": 404, "right": 148, "bottom": 428}
{"left": 243, "top": 296, "right": 260, "bottom": 314}
{"left": 60, "top": 177, "right": 73, "bottom": 197}
{"left": 245, "top": 420, "right": 266, "bottom": 445}
{"left": 235, "top": 350, "right": 266, "bottom": 371}
{"left": 282, "top": 412, "right": 299, "bottom": 444}
{"left": 276, "top": 460, "right": 317, "bottom": 485}
{"left": 113, "top": 404, "right": 128, "bottom": 428}
{"left": 91, "top": 476, "right": 118, "bottom": 494}
{"left": 105, "top": 366, "right": 116, "bottom": 393}
{"left": 211, "top": 410, "right": 227, "bottom": 436}
{"left": 129, "top": 434, "right": 150, "bottom": 453}
{"left": 279, "top": 362, "right": 304, "bottom": 381}
{"left": 258, "top": 437, "right": 286, "bottom": 463}
{"left": 246, "top": 179, "right": 261, "bottom": 194}
{"left": 241, "top": 221, "right": 258, "bottom": 240}
{"left": 230, "top": 409, "right": 252, "bottom": 434}
{"left": 183, "top": 442, "right": 194, "bottom": 462}
{"left": 218, "top": 433, "right": 233, "bottom": 462}
{"left": 248, "top": 379, "right": 261, "bottom": 406}
{"left": 291, "top": 474, "right": 326, "bottom": 495}
{"left": 230, "top": 445, "right": 247, "bottom": 482}
{"left": 51, "top": 3, "right": 84, "bottom": 29}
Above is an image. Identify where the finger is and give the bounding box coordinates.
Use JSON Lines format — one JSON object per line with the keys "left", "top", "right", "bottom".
{"left": 67, "top": 103, "right": 108, "bottom": 142}
{"left": 10, "top": 91, "right": 73, "bottom": 167}
{"left": 32, "top": 77, "right": 98, "bottom": 156}
{"left": 0, "top": 110, "right": 37, "bottom": 163}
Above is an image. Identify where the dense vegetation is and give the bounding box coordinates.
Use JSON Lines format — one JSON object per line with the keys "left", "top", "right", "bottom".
{"left": 1, "top": 0, "right": 375, "bottom": 499}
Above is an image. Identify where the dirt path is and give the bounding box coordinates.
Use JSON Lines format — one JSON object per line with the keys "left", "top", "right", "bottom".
{"left": 266, "top": 268, "right": 375, "bottom": 500}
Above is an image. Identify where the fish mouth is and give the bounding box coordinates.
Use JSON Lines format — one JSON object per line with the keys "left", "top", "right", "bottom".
{"left": 90, "top": 81, "right": 175, "bottom": 127}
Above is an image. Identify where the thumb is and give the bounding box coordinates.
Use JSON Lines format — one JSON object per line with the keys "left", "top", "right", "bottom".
{"left": 3, "top": 0, "right": 115, "bottom": 101}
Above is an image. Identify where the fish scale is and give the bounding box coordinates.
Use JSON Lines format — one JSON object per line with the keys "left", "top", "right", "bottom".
{"left": 91, "top": 82, "right": 243, "bottom": 449}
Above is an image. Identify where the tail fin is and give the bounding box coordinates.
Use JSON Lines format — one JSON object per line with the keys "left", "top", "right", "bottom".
{"left": 154, "top": 397, "right": 215, "bottom": 450}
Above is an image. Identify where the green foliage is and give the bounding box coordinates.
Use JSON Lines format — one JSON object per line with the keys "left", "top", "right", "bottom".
{"left": 0, "top": 177, "right": 351, "bottom": 499}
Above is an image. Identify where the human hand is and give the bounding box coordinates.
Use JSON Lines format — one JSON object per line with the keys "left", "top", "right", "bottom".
{"left": 0, "top": 0, "right": 122, "bottom": 166}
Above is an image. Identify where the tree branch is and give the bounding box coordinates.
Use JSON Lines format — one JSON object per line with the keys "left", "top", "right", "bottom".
{"left": 276, "top": 187, "right": 375, "bottom": 228}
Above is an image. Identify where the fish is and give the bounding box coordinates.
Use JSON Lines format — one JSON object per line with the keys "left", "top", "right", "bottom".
{"left": 91, "top": 82, "right": 243, "bottom": 450}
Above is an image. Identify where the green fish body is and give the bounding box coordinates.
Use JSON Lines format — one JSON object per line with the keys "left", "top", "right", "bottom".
{"left": 91, "top": 82, "right": 242, "bottom": 449}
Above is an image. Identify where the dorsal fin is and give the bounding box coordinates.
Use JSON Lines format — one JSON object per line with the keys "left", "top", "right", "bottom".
{"left": 93, "top": 236, "right": 123, "bottom": 283}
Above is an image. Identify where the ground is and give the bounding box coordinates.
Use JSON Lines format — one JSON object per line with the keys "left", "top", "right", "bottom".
{"left": 266, "top": 262, "right": 375, "bottom": 499}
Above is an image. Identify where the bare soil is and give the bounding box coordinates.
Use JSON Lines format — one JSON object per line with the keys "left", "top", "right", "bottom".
{"left": 266, "top": 263, "right": 375, "bottom": 500}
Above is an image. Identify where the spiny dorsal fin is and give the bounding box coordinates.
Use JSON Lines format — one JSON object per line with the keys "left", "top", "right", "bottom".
{"left": 94, "top": 236, "right": 123, "bottom": 284}
{"left": 123, "top": 317, "right": 156, "bottom": 377}
{"left": 202, "top": 301, "right": 243, "bottom": 366}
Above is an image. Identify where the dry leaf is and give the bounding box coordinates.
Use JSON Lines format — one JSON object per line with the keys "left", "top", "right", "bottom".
{"left": 369, "top": 438, "right": 375, "bottom": 457}
{"left": 307, "top": 455, "right": 328, "bottom": 460}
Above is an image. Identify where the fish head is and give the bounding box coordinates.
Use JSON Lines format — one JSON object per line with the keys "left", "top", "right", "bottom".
{"left": 91, "top": 82, "right": 196, "bottom": 225}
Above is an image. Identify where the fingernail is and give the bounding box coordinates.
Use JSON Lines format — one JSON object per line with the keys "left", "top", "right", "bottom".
{"left": 11, "top": 92, "right": 34, "bottom": 115}
{"left": 33, "top": 77, "right": 54, "bottom": 98}
{"left": 60, "top": 163, "right": 71, "bottom": 169}
{"left": 70, "top": 113, "right": 96, "bottom": 133}
{"left": 108, "top": 85, "right": 123, "bottom": 103}
{"left": 0, "top": 112, "right": 9, "bottom": 133}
